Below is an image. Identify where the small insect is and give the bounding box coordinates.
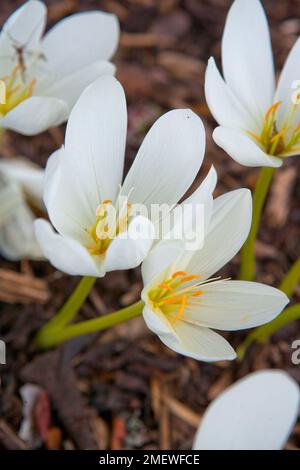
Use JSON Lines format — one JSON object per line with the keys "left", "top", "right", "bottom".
{"left": 3, "top": 29, "right": 46, "bottom": 81}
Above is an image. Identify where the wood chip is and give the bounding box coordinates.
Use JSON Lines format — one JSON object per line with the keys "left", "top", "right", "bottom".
{"left": 120, "top": 32, "right": 174, "bottom": 48}
{"left": 0, "top": 420, "right": 28, "bottom": 450}
{"left": 157, "top": 51, "right": 204, "bottom": 80}
{"left": 0, "top": 269, "right": 50, "bottom": 304}
{"left": 160, "top": 405, "right": 171, "bottom": 450}
{"left": 266, "top": 166, "right": 297, "bottom": 228}
{"left": 162, "top": 394, "right": 201, "bottom": 428}
{"left": 150, "top": 376, "right": 161, "bottom": 421}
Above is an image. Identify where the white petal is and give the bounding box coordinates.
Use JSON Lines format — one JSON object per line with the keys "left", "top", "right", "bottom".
{"left": 213, "top": 126, "right": 283, "bottom": 167}
{"left": 161, "top": 320, "right": 236, "bottom": 362}
{"left": 222, "top": 0, "right": 275, "bottom": 117}
{"left": 142, "top": 304, "right": 175, "bottom": 337}
{"left": 43, "top": 147, "right": 93, "bottom": 245}
{"left": 103, "top": 216, "right": 155, "bottom": 272}
{"left": 184, "top": 189, "right": 252, "bottom": 279}
{"left": 275, "top": 37, "right": 300, "bottom": 104}
{"left": 205, "top": 57, "right": 256, "bottom": 129}
{"left": 141, "top": 239, "right": 184, "bottom": 286}
{"left": 182, "top": 165, "right": 217, "bottom": 235}
{"left": 0, "top": 97, "right": 68, "bottom": 136}
{"left": 0, "top": 175, "right": 42, "bottom": 260}
{"left": 121, "top": 109, "right": 205, "bottom": 209}
{"left": 34, "top": 219, "right": 102, "bottom": 276}
{"left": 187, "top": 280, "right": 289, "bottom": 331}
{"left": 65, "top": 76, "right": 127, "bottom": 207}
{"left": 37, "top": 60, "right": 116, "bottom": 110}
{"left": 0, "top": 157, "right": 44, "bottom": 208}
{"left": 0, "top": 203, "right": 41, "bottom": 260}
{"left": 193, "top": 370, "right": 300, "bottom": 450}
{"left": 42, "top": 11, "right": 119, "bottom": 79}
{"left": 1, "top": 0, "right": 46, "bottom": 50}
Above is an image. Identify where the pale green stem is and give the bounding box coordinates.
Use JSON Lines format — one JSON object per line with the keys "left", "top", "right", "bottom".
{"left": 279, "top": 257, "right": 300, "bottom": 297}
{"left": 36, "top": 276, "right": 96, "bottom": 337}
{"left": 239, "top": 167, "right": 276, "bottom": 281}
{"left": 35, "top": 300, "right": 144, "bottom": 350}
{"left": 237, "top": 303, "right": 300, "bottom": 360}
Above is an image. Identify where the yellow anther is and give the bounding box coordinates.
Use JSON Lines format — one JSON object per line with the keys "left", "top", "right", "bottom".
{"left": 158, "top": 283, "right": 173, "bottom": 292}
{"left": 265, "top": 101, "right": 281, "bottom": 121}
{"left": 191, "top": 290, "right": 204, "bottom": 297}
{"left": 172, "top": 271, "right": 187, "bottom": 279}
{"left": 180, "top": 274, "right": 202, "bottom": 283}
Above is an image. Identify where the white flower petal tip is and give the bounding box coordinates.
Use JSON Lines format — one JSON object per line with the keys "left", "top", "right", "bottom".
{"left": 34, "top": 219, "right": 102, "bottom": 277}
{"left": 205, "top": 57, "right": 254, "bottom": 130}
{"left": 213, "top": 127, "right": 283, "bottom": 168}
{"left": 193, "top": 370, "right": 300, "bottom": 450}
{"left": 0, "top": 3, "right": 119, "bottom": 135}
{"left": 122, "top": 108, "right": 206, "bottom": 207}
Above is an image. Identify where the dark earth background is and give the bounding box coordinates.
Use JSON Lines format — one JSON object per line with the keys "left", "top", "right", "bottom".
{"left": 0, "top": 0, "right": 300, "bottom": 450}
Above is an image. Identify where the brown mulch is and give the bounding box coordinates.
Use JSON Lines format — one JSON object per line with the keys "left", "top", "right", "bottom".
{"left": 0, "top": 0, "right": 299, "bottom": 450}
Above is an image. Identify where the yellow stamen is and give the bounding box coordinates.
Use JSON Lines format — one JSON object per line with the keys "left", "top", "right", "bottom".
{"left": 247, "top": 100, "right": 300, "bottom": 156}
{"left": 265, "top": 101, "right": 281, "bottom": 121}
{"left": 172, "top": 271, "right": 187, "bottom": 279}
{"left": 180, "top": 274, "right": 202, "bottom": 283}
{"left": 172, "top": 295, "right": 187, "bottom": 324}
{"left": 148, "top": 271, "right": 205, "bottom": 326}
{"left": 270, "top": 127, "right": 289, "bottom": 143}
{"left": 158, "top": 283, "right": 173, "bottom": 292}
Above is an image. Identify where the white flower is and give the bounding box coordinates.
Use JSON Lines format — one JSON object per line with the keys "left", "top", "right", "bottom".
{"left": 35, "top": 75, "right": 206, "bottom": 277}
{"left": 193, "top": 370, "right": 300, "bottom": 450}
{"left": 0, "top": 0, "right": 119, "bottom": 135}
{"left": 205, "top": 0, "right": 300, "bottom": 167}
{"left": 0, "top": 157, "right": 44, "bottom": 260}
{"left": 141, "top": 183, "right": 289, "bottom": 362}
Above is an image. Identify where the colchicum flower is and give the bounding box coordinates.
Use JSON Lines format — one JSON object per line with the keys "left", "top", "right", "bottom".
{"left": 0, "top": 157, "right": 44, "bottom": 260}
{"left": 193, "top": 370, "right": 300, "bottom": 450}
{"left": 0, "top": 0, "right": 119, "bottom": 135}
{"left": 205, "top": 0, "right": 300, "bottom": 167}
{"left": 141, "top": 182, "right": 289, "bottom": 361}
{"left": 35, "top": 75, "right": 206, "bottom": 277}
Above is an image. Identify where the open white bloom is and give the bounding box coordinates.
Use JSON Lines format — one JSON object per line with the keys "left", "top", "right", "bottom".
{"left": 205, "top": 0, "right": 300, "bottom": 167}
{"left": 0, "top": 157, "right": 44, "bottom": 260}
{"left": 141, "top": 181, "right": 289, "bottom": 361}
{"left": 193, "top": 370, "right": 300, "bottom": 450}
{"left": 35, "top": 75, "right": 205, "bottom": 277}
{"left": 0, "top": 0, "right": 119, "bottom": 135}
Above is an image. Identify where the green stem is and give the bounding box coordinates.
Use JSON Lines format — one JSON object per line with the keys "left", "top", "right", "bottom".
{"left": 35, "top": 300, "right": 144, "bottom": 350}
{"left": 279, "top": 257, "right": 300, "bottom": 297}
{"left": 37, "top": 276, "right": 96, "bottom": 336}
{"left": 237, "top": 303, "right": 300, "bottom": 360}
{"left": 239, "top": 167, "right": 276, "bottom": 281}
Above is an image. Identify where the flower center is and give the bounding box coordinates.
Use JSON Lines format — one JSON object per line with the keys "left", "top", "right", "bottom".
{"left": 247, "top": 101, "right": 300, "bottom": 156}
{"left": 0, "top": 64, "right": 36, "bottom": 117}
{"left": 148, "top": 271, "right": 204, "bottom": 325}
{"left": 86, "top": 198, "right": 132, "bottom": 258}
